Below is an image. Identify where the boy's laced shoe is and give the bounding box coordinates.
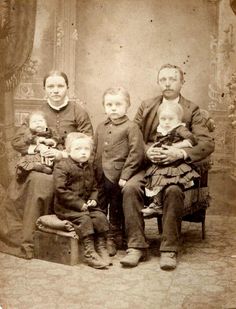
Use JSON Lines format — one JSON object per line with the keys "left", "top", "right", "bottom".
{"left": 83, "top": 235, "right": 109, "bottom": 269}
{"left": 96, "top": 234, "right": 113, "bottom": 266}
{"left": 107, "top": 237, "right": 117, "bottom": 257}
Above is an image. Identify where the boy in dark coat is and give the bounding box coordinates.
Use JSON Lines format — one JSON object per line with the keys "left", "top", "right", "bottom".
{"left": 94, "top": 87, "right": 145, "bottom": 257}
{"left": 53, "top": 132, "right": 111, "bottom": 269}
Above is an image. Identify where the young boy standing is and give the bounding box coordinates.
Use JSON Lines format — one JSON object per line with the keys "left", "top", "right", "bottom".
{"left": 53, "top": 132, "right": 111, "bottom": 269}
{"left": 94, "top": 87, "right": 145, "bottom": 256}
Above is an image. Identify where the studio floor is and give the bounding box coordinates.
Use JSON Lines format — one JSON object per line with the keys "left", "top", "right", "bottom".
{"left": 0, "top": 171, "right": 236, "bottom": 309}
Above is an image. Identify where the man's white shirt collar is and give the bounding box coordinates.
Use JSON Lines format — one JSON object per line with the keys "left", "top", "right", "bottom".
{"left": 162, "top": 96, "right": 180, "bottom": 104}
{"left": 47, "top": 96, "right": 69, "bottom": 111}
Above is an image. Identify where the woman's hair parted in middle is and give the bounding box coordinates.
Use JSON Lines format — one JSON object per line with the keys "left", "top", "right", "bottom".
{"left": 102, "top": 86, "right": 131, "bottom": 107}
{"left": 43, "top": 70, "right": 69, "bottom": 88}
{"left": 65, "top": 132, "right": 94, "bottom": 152}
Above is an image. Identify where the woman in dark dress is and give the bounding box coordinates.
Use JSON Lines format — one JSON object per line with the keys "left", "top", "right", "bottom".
{"left": 0, "top": 71, "right": 93, "bottom": 259}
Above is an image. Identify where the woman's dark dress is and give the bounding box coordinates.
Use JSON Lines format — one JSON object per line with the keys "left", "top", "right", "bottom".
{"left": 0, "top": 101, "right": 93, "bottom": 258}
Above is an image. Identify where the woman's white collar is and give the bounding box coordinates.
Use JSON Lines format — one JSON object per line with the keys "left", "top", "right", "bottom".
{"left": 47, "top": 96, "right": 69, "bottom": 111}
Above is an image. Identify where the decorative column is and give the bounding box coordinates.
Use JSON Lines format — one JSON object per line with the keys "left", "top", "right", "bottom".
{"left": 54, "top": 0, "right": 78, "bottom": 99}
{"left": 14, "top": 0, "right": 79, "bottom": 128}
{"left": 207, "top": 0, "right": 236, "bottom": 172}
{"left": 226, "top": 72, "right": 236, "bottom": 180}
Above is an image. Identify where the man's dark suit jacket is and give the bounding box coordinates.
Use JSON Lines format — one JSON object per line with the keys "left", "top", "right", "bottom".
{"left": 134, "top": 95, "right": 215, "bottom": 163}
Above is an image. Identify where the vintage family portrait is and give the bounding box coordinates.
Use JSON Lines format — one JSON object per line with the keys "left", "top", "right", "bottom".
{"left": 0, "top": 0, "right": 236, "bottom": 308}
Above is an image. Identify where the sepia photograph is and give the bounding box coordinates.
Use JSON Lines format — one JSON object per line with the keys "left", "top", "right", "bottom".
{"left": 0, "top": 0, "right": 236, "bottom": 308}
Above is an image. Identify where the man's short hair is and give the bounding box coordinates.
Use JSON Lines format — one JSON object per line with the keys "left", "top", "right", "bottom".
{"left": 65, "top": 132, "right": 93, "bottom": 152}
{"left": 102, "top": 87, "right": 131, "bottom": 107}
{"left": 157, "top": 64, "right": 185, "bottom": 82}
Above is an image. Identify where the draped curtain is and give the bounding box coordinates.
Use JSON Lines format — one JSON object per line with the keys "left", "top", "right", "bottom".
{"left": 0, "top": 0, "right": 37, "bottom": 188}
{"left": 0, "top": 0, "right": 37, "bottom": 91}
{"left": 230, "top": 0, "right": 236, "bottom": 15}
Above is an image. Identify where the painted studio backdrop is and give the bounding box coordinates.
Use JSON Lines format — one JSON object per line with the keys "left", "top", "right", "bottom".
{"left": 0, "top": 0, "right": 236, "bottom": 188}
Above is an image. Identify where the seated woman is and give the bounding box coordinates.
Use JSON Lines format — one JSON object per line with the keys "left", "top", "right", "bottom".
{"left": 0, "top": 70, "right": 93, "bottom": 259}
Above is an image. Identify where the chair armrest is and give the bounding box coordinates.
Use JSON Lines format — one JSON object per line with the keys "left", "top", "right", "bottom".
{"left": 192, "top": 157, "right": 212, "bottom": 187}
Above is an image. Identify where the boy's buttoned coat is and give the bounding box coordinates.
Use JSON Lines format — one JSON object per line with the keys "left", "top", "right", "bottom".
{"left": 94, "top": 115, "right": 144, "bottom": 183}
{"left": 53, "top": 157, "right": 98, "bottom": 218}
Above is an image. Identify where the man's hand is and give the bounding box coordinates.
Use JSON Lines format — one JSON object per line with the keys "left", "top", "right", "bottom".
{"left": 87, "top": 200, "right": 97, "bottom": 208}
{"left": 118, "top": 179, "right": 127, "bottom": 188}
{"left": 146, "top": 144, "right": 185, "bottom": 164}
{"left": 146, "top": 144, "right": 163, "bottom": 163}
{"left": 158, "top": 145, "right": 185, "bottom": 164}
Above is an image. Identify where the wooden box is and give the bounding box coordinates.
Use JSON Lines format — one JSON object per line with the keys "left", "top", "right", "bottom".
{"left": 34, "top": 230, "right": 81, "bottom": 266}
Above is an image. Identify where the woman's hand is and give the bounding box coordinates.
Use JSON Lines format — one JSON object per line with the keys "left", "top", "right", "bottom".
{"left": 35, "top": 143, "right": 49, "bottom": 153}
{"left": 87, "top": 200, "right": 97, "bottom": 208}
{"left": 36, "top": 137, "right": 47, "bottom": 145}
{"left": 119, "top": 179, "right": 127, "bottom": 188}
{"left": 40, "top": 148, "right": 63, "bottom": 161}
{"left": 44, "top": 138, "right": 57, "bottom": 147}
{"left": 81, "top": 203, "right": 89, "bottom": 212}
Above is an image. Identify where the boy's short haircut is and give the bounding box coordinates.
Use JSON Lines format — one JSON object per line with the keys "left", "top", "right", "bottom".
{"left": 102, "top": 87, "right": 131, "bottom": 107}
{"left": 158, "top": 102, "right": 184, "bottom": 121}
{"left": 65, "top": 132, "right": 94, "bottom": 152}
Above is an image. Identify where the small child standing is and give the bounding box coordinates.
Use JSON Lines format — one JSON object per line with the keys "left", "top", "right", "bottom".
{"left": 53, "top": 132, "right": 111, "bottom": 269}
{"left": 15, "top": 111, "right": 60, "bottom": 182}
{"left": 142, "top": 102, "right": 200, "bottom": 216}
{"left": 94, "top": 87, "right": 144, "bottom": 256}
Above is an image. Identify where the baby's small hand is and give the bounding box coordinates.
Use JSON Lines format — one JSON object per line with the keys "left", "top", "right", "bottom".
{"left": 44, "top": 138, "right": 57, "bottom": 147}
{"left": 81, "top": 203, "right": 88, "bottom": 212}
{"left": 119, "top": 179, "right": 127, "bottom": 188}
{"left": 86, "top": 200, "right": 97, "bottom": 208}
{"left": 37, "top": 137, "right": 46, "bottom": 145}
{"left": 36, "top": 143, "right": 48, "bottom": 153}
